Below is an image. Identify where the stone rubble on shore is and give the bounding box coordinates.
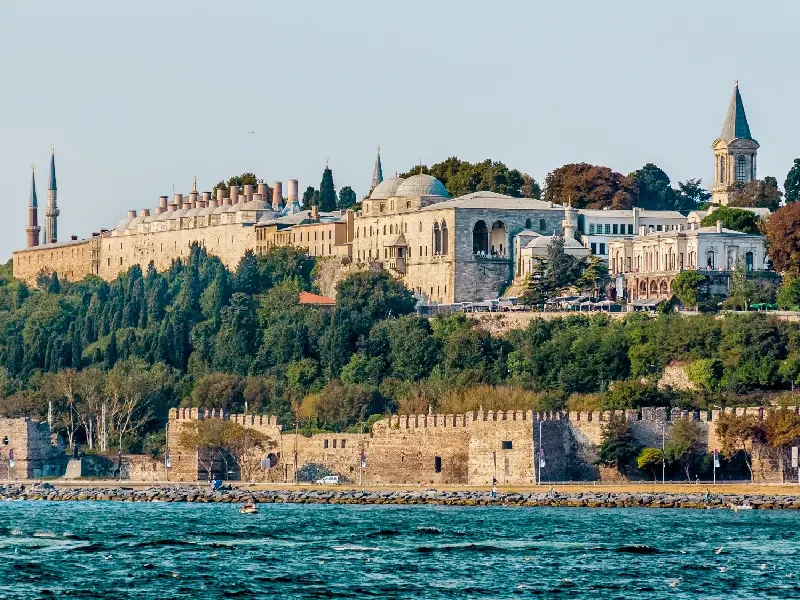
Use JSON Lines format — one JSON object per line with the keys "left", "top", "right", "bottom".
{"left": 2, "top": 483, "right": 800, "bottom": 510}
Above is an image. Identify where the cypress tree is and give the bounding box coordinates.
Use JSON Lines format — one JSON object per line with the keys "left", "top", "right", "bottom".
{"left": 301, "top": 186, "right": 319, "bottom": 210}
{"left": 47, "top": 273, "right": 61, "bottom": 294}
{"left": 105, "top": 332, "right": 118, "bottom": 369}
{"left": 234, "top": 251, "right": 261, "bottom": 295}
{"left": 319, "top": 166, "right": 337, "bottom": 212}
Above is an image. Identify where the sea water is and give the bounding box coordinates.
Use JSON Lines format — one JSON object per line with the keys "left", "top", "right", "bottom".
{"left": 0, "top": 501, "right": 798, "bottom": 599}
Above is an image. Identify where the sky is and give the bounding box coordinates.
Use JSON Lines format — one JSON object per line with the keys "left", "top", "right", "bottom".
{"left": 1, "top": 0, "right": 799, "bottom": 261}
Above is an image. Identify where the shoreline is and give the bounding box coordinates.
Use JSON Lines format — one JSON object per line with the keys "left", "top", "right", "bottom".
{"left": 4, "top": 483, "right": 800, "bottom": 509}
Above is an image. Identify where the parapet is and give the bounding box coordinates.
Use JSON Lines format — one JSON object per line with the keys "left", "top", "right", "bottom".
{"left": 168, "top": 407, "right": 278, "bottom": 427}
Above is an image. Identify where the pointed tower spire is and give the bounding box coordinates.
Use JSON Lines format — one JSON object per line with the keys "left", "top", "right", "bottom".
{"left": 371, "top": 145, "right": 383, "bottom": 190}
{"left": 192, "top": 175, "right": 197, "bottom": 192}
{"left": 44, "top": 146, "right": 59, "bottom": 244}
{"left": 26, "top": 165, "right": 41, "bottom": 248}
{"left": 720, "top": 80, "right": 753, "bottom": 142}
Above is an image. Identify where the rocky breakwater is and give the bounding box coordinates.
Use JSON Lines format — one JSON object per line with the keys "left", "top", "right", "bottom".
{"left": 3, "top": 483, "right": 800, "bottom": 509}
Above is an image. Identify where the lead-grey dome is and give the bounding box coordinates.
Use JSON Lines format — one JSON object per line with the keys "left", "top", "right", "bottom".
{"left": 394, "top": 174, "right": 449, "bottom": 198}
{"left": 369, "top": 176, "right": 405, "bottom": 200}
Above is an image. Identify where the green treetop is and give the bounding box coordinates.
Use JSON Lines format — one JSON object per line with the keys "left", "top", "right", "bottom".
{"left": 319, "top": 166, "right": 337, "bottom": 212}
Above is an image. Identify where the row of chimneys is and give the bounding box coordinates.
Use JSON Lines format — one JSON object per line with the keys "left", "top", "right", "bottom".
{"left": 125, "top": 179, "right": 299, "bottom": 219}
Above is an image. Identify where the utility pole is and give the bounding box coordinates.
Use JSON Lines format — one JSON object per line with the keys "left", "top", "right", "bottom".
{"left": 294, "top": 404, "right": 299, "bottom": 485}
{"left": 661, "top": 420, "right": 666, "bottom": 485}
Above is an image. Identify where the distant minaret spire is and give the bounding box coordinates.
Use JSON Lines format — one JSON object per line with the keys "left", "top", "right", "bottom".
{"left": 26, "top": 165, "right": 41, "bottom": 248}
{"left": 371, "top": 145, "right": 383, "bottom": 191}
{"left": 44, "top": 145, "right": 59, "bottom": 244}
{"left": 192, "top": 175, "right": 197, "bottom": 192}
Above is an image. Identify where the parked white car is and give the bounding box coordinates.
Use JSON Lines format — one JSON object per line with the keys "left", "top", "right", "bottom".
{"left": 315, "top": 475, "right": 340, "bottom": 485}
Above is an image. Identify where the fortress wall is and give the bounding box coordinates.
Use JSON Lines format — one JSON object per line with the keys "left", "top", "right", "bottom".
{"left": 98, "top": 223, "right": 256, "bottom": 280}
{"left": 13, "top": 240, "right": 92, "bottom": 285}
{"left": 280, "top": 433, "right": 368, "bottom": 484}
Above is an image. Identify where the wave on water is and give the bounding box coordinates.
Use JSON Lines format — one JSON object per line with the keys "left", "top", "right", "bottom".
{"left": 415, "top": 526, "right": 442, "bottom": 535}
{"left": 366, "top": 529, "right": 400, "bottom": 538}
{"left": 33, "top": 531, "right": 57, "bottom": 538}
{"left": 615, "top": 545, "right": 660, "bottom": 554}
{"left": 130, "top": 539, "right": 197, "bottom": 549}
{"left": 68, "top": 542, "right": 107, "bottom": 553}
{"left": 416, "top": 543, "right": 531, "bottom": 554}
{"left": 333, "top": 545, "right": 380, "bottom": 551}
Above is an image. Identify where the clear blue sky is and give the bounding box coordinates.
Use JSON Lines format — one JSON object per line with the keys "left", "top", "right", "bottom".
{"left": 2, "top": 0, "right": 799, "bottom": 261}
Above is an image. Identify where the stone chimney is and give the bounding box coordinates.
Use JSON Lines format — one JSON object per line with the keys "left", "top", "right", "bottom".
{"left": 346, "top": 209, "right": 355, "bottom": 242}
{"left": 288, "top": 179, "right": 299, "bottom": 204}
{"left": 253, "top": 193, "right": 263, "bottom": 203}
{"left": 311, "top": 205, "right": 319, "bottom": 221}
{"left": 168, "top": 202, "right": 176, "bottom": 212}
{"left": 244, "top": 184, "right": 254, "bottom": 202}
{"left": 272, "top": 181, "right": 283, "bottom": 210}
{"left": 216, "top": 188, "right": 225, "bottom": 204}
{"left": 127, "top": 209, "right": 137, "bottom": 219}
{"left": 202, "top": 192, "right": 211, "bottom": 208}
{"left": 158, "top": 196, "right": 168, "bottom": 215}
{"left": 140, "top": 209, "right": 150, "bottom": 217}
{"left": 257, "top": 183, "right": 268, "bottom": 198}
{"left": 229, "top": 186, "right": 239, "bottom": 206}
{"left": 716, "top": 220, "right": 722, "bottom": 233}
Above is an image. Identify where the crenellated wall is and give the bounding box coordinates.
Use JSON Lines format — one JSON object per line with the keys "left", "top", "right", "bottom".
{"left": 161, "top": 405, "right": 798, "bottom": 484}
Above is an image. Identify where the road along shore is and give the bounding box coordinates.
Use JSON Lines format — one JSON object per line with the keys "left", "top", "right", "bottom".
{"left": 3, "top": 483, "right": 800, "bottom": 509}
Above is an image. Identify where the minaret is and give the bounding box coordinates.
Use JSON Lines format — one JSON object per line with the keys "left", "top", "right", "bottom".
{"left": 371, "top": 145, "right": 383, "bottom": 191}
{"left": 710, "top": 80, "right": 759, "bottom": 206}
{"left": 44, "top": 145, "right": 59, "bottom": 243}
{"left": 562, "top": 197, "right": 578, "bottom": 240}
{"left": 26, "top": 166, "right": 41, "bottom": 248}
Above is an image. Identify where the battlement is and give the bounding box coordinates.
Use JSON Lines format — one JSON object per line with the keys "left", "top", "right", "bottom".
{"left": 168, "top": 407, "right": 279, "bottom": 428}
{"left": 377, "top": 405, "right": 799, "bottom": 431}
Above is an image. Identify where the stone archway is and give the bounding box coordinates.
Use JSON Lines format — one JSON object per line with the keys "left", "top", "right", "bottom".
{"left": 659, "top": 280, "right": 668, "bottom": 297}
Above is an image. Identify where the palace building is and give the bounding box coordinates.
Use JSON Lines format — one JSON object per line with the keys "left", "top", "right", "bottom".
{"left": 12, "top": 83, "right": 767, "bottom": 305}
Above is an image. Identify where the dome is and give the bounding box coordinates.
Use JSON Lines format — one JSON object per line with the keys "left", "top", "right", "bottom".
{"left": 115, "top": 216, "right": 134, "bottom": 231}
{"left": 199, "top": 205, "right": 216, "bottom": 216}
{"left": 170, "top": 208, "right": 188, "bottom": 219}
{"left": 369, "top": 176, "right": 405, "bottom": 199}
{"left": 394, "top": 174, "right": 449, "bottom": 198}
{"left": 127, "top": 216, "right": 143, "bottom": 229}
{"left": 185, "top": 208, "right": 201, "bottom": 217}
{"left": 213, "top": 204, "right": 228, "bottom": 214}
{"left": 144, "top": 213, "right": 158, "bottom": 223}
{"left": 241, "top": 199, "right": 269, "bottom": 211}
{"left": 156, "top": 211, "right": 172, "bottom": 221}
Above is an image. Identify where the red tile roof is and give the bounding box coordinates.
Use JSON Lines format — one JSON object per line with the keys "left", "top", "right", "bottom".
{"left": 298, "top": 291, "right": 336, "bottom": 306}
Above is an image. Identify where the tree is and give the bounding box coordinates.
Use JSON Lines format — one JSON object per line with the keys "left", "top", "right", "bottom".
{"left": 700, "top": 206, "right": 761, "bottom": 234}
{"left": 213, "top": 173, "right": 260, "bottom": 197}
{"left": 400, "top": 157, "right": 538, "bottom": 199}
{"left": 727, "top": 178, "right": 783, "bottom": 211}
{"left": 672, "top": 271, "right": 707, "bottom": 310}
{"left": 335, "top": 271, "right": 416, "bottom": 333}
{"left": 301, "top": 186, "right": 319, "bottom": 210}
{"left": 234, "top": 250, "right": 263, "bottom": 295}
{"left": 764, "top": 202, "right": 800, "bottom": 275}
{"left": 637, "top": 447, "right": 664, "bottom": 481}
{"left": 338, "top": 186, "right": 357, "bottom": 210}
{"left": 686, "top": 358, "right": 722, "bottom": 392}
{"left": 665, "top": 419, "right": 705, "bottom": 480}
{"left": 543, "top": 163, "right": 635, "bottom": 209}
{"left": 777, "top": 277, "right": 800, "bottom": 310}
{"left": 726, "top": 259, "right": 757, "bottom": 311}
{"left": 542, "top": 236, "right": 584, "bottom": 292}
{"left": 105, "top": 359, "right": 169, "bottom": 453}
{"left": 716, "top": 412, "right": 764, "bottom": 481}
{"left": 178, "top": 418, "right": 229, "bottom": 481}
{"left": 785, "top": 158, "right": 800, "bottom": 203}
{"left": 675, "top": 179, "right": 711, "bottom": 211}
{"left": 595, "top": 414, "right": 641, "bottom": 471}
{"left": 224, "top": 422, "right": 275, "bottom": 482}
{"left": 628, "top": 163, "right": 675, "bottom": 210}
{"left": 319, "top": 166, "right": 337, "bottom": 212}
{"left": 576, "top": 255, "right": 609, "bottom": 297}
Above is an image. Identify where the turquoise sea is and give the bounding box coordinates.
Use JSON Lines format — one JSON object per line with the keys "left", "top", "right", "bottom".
{"left": 1, "top": 501, "right": 798, "bottom": 599}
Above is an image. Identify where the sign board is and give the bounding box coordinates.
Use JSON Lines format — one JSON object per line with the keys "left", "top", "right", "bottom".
{"left": 8, "top": 448, "right": 14, "bottom": 469}
{"left": 792, "top": 446, "right": 799, "bottom": 469}
{"left": 713, "top": 448, "right": 720, "bottom": 468}
{"left": 164, "top": 449, "right": 171, "bottom": 469}
{"left": 615, "top": 275, "right": 625, "bottom": 299}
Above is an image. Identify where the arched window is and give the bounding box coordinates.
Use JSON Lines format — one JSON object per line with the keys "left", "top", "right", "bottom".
{"left": 525, "top": 218, "right": 531, "bottom": 229}
{"left": 719, "top": 155, "right": 726, "bottom": 184}
{"left": 706, "top": 251, "right": 715, "bottom": 269}
{"left": 736, "top": 155, "right": 747, "bottom": 181}
{"left": 383, "top": 225, "right": 386, "bottom": 235}
{"left": 406, "top": 201, "right": 411, "bottom": 209}
{"left": 433, "top": 223, "right": 441, "bottom": 254}
{"left": 745, "top": 251, "right": 754, "bottom": 271}
{"left": 472, "top": 220, "right": 488, "bottom": 255}
{"left": 441, "top": 221, "right": 449, "bottom": 255}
